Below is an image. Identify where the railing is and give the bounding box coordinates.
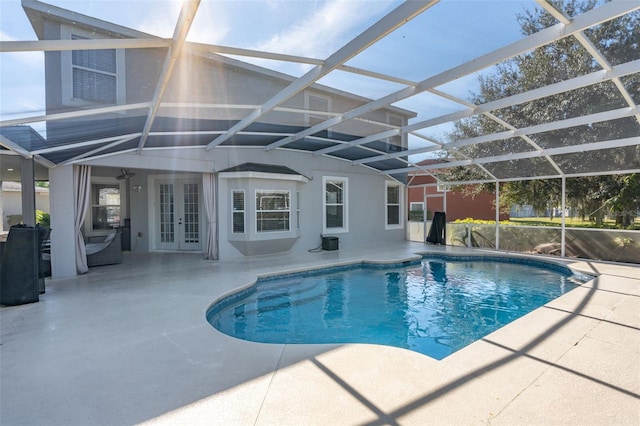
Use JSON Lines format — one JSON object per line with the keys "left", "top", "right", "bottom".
{"left": 407, "top": 221, "right": 640, "bottom": 264}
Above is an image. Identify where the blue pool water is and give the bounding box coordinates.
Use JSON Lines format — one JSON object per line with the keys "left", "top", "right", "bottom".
{"left": 207, "top": 257, "right": 589, "bottom": 359}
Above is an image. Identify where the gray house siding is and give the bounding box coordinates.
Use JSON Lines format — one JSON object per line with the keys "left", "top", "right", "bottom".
{"left": 84, "top": 147, "right": 405, "bottom": 260}
{"left": 26, "top": 2, "right": 413, "bottom": 275}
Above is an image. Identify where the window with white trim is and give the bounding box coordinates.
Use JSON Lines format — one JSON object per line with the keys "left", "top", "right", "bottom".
{"left": 91, "top": 183, "right": 120, "bottom": 230}
{"left": 71, "top": 35, "right": 117, "bottom": 103}
{"left": 385, "top": 181, "right": 403, "bottom": 229}
{"left": 410, "top": 202, "right": 424, "bottom": 211}
{"left": 323, "top": 176, "right": 348, "bottom": 233}
{"left": 232, "top": 190, "right": 245, "bottom": 233}
{"left": 61, "top": 26, "right": 125, "bottom": 106}
{"left": 255, "top": 190, "right": 290, "bottom": 232}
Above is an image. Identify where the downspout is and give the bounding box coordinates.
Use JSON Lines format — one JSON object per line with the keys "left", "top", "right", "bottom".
{"left": 495, "top": 181, "right": 500, "bottom": 250}
{"left": 561, "top": 176, "right": 566, "bottom": 257}
{"left": 423, "top": 186, "right": 427, "bottom": 243}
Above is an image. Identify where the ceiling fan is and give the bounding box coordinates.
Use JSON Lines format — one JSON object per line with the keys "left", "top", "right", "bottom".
{"left": 116, "top": 168, "right": 136, "bottom": 180}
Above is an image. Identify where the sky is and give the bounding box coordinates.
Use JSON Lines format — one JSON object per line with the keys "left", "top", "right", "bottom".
{"left": 0, "top": 0, "right": 537, "bottom": 148}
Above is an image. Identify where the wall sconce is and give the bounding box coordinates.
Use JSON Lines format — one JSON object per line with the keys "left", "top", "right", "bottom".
{"left": 132, "top": 185, "right": 143, "bottom": 192}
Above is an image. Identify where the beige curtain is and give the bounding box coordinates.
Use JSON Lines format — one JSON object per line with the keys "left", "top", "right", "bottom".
{"left": 202, "top": 173, "right": 218, "bottom": 260}
{"left": 74, "top": 165, "right": 91, "bottom": 273}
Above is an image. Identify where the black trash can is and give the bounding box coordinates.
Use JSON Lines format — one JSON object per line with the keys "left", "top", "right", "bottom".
{"left": 0, "top": 225, "right": 40, "bottom": 305}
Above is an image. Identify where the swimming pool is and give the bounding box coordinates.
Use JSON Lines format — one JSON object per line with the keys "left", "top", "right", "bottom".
{"left": 207, "top": 255, "right": 591, "bottom": 359}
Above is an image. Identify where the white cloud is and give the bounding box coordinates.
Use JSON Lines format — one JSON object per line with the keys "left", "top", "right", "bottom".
{"left": 254, "top": 0, "right": 395, "bottom": 59}
{"left": 0, "top": 50, "right": 45, "bottom": 118}
{"left": 0, "top": 84, "right": 46, "bottom": 117}
{"left": 0, "top": 29, "right": 17, "bottom": 42}
{"left": 135, "top": 0, "right": 184, "bottom": 37}
{"left": 1, "top": 50, "right": 44, "bottom": 69}
{"left": 134, "top": 0, "right": 231, "bottom": 45}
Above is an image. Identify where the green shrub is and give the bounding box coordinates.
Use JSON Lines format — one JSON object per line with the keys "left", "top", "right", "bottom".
{"left": 36, "top": 210, "right": 50, "bottom": 228}
{"left": 5, "top": 210, "right": 50, "bottom": 228}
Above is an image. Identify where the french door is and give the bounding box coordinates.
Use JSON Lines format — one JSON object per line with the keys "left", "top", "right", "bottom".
{"left": 155, "top": 179, "right": 202, "bottom": 251}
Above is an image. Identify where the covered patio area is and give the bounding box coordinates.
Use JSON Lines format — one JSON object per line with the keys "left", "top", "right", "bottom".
{"left": 1, "top": 242, "right": 638, "bottom": 425}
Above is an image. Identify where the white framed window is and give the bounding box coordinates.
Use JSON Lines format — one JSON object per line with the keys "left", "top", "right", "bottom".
{"left": 410, "top": 202, "right": 425, "bottom": 211}
{"left": 305, "top": 92, "right": 332, "bottom": 137}
{"left": 385, "top": 181, "right": 403, "bottom": 229}
{"left": 255, "top": 190, "right": 290, "bottom": 232}
{"left": 323, "top": 176, "right": 348, "bottom": 234}
{"left": 61, "top": 25, "right": 126, "bottom": 106}
{"left": 232, "top": 190, "right": 245, "bottom": 234}
{"left": 91, "top": 183, "right": 121, "bottom": 231}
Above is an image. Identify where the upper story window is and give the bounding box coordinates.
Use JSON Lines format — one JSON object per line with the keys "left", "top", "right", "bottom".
{"left": 71, "top": 35, "right": 117, "bottom": 104}
{"left": 385, "top": 181, "right": 403, "bottom": 229}
{"left": 323, "top": 176, "right": 348, "bottom": 234}
{"left": 61, "top": 26, "right": 125, "bottom": 106}
{"left": 256, "top": 190, "right": 290, "bottom": 232}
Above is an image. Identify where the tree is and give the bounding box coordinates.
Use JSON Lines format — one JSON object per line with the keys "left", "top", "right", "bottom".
{"left": 441, "top": 0, "right": 640, "bottom": 226}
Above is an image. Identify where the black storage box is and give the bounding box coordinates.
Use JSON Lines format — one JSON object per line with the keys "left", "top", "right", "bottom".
{"left": 0, "top": 225, "right": 40, "bottom": 305}
{"left": 322, "top": 236, "right": 339, "bottom": 251}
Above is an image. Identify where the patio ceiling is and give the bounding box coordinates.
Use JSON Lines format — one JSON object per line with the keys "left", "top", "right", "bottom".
{"left": 0, "top": 0, "right": 639, "bottom": 184}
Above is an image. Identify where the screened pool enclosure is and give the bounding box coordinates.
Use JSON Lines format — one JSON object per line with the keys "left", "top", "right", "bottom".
{"left": 1, "top": 0, "right": 639, "bottom": 265}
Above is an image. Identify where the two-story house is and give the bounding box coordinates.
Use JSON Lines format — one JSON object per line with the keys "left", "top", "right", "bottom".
{"left": 17, "top": 0, "right": 416, "bottom": 278}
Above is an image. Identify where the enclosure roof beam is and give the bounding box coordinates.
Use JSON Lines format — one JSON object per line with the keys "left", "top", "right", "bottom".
{"left": 204, "top": 0, "right": 438, "bottom": 150}
{"left": 0, "top": 38, "right": 169, "bottom": 53}
{"left": 382, "top": 135, "right": 640, "bottom": 175}
{"left": 266, "top": 0, "right": 639, "bottom": 153}
{"left": 0, "top": 135, "right": 31, "bottom": 158}
{"left": 352, "top": 60, "right": 640, "bottom": 165}
{"left": 60, "top": 134, "right": 141, "bottom": 166}
{"left": 136, "top": 0, "right": 200, "bottom": 154}
{"left": 414, "top": 106, "right": 637, "bottom": 158}
{"left": 31, "top": 133, "right": 142, "bottom": 155}
{"left": 0, "top": 103, "right": 151, "bottom": 128}
{"left": 536, "top": 0, "right": 640, "bottom": 126}
{"left": 187, "top": 43, "right": 419, "bottom": 88}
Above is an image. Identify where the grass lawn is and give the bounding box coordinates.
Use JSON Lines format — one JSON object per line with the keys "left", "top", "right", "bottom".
{"left": 453, "top": 217, "right": 640, "bottom": 230}
{"left": 509, "top": 217, "right": 639, "bottom": 229}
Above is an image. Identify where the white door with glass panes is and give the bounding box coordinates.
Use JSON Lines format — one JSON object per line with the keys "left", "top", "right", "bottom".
{"left": 155, "top": 180, "right": 202, "bottom": 251}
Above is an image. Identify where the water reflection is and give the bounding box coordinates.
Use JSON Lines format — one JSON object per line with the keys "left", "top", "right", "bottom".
{"left": 210, "top": 260, "right": 583, "bottom": 359}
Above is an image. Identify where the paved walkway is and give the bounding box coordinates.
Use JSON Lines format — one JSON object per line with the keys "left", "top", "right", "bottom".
{"left": 1, "top": 242, "right": 639, "bottom": 425}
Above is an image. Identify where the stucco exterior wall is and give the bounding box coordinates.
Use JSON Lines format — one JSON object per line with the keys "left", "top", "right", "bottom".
{"left": 85, "top": 148, "right": 406, "bottom": 260}
{"left": 216, "top": 150, "right": 406, "bottom": 259}
{"left": 35, "top": 10, "right": 413, "bottom": 275}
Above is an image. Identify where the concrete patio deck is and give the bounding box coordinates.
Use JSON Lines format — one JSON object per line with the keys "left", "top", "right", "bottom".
{"left": 1, "top": 242, "right": 639, "bottom": 425}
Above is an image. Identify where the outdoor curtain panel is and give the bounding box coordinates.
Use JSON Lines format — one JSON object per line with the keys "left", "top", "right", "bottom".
{"left": 74, "top": 164, "right": 91, "bottom": 273}
{"left": 203, "top": 173, "right": 218, "bottom": 260}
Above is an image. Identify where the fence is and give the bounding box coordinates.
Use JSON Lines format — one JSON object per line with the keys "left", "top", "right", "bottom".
{"left": 407, "top": 221, "right": 640, "bottom": 264}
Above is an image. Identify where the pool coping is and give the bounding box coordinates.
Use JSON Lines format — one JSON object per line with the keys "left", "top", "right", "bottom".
{"left": 2, "top": 243, "right": 637, "bottom": 425}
